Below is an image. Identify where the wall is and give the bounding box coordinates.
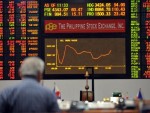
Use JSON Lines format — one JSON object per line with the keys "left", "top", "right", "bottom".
{"left": 0, "top": 80, "right": 149, "bottom": 101}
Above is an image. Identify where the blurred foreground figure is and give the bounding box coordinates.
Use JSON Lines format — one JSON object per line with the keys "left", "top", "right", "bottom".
{"left": 0, "top": 57, "right": 60, "bottom": 113}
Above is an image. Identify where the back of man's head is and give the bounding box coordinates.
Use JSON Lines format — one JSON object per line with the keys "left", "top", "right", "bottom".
{"left": 19, "top": 57, "right": 44, "bottom": 78}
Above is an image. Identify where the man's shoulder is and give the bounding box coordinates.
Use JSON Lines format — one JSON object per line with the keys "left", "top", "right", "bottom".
{"left": 44, "top": 86, "right": 59, "bottom": 99}
{"left": 0, "top": 81, "right": 26, "bottom": 97}
{"left": 0, "top": 85, "right": 16, "bottom": 99}
{"left": 41, "top": 86, "right": 54, "bottom": 95}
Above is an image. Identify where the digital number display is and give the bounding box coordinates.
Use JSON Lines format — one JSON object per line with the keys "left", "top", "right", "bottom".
{"left": 0, "top": 0, "right": 149, "bottom": 79}
{"left": 43, "top": 2, "right": 125, "bottom": 17}
{"left": 0, "top": 0, "right": 39, "bottom": 80}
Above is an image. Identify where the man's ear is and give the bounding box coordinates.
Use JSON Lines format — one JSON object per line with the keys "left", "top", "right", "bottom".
{"left": 37, "top": 72, "right": 43, "bottom": 82}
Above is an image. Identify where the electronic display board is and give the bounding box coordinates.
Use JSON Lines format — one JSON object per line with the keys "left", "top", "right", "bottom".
{"left": 0, "top": 0, "right": 149, "bottom": 79}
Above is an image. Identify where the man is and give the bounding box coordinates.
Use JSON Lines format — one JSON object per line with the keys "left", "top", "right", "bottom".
{"left": 0, "top": 57, "right": 60, "bottom": 113}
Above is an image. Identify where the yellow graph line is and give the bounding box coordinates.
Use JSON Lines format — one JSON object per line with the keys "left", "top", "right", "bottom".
{"left": 57, "top": 44, "right": 112, "bottom": 65}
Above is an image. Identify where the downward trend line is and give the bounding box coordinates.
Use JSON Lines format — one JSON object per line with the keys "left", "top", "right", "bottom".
{"left": 57, "top": 45, "right": 112, "bottom": 65}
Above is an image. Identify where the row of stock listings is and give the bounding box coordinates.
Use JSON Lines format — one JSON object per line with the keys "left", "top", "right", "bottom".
{"left": 131, "top": 0, "right": 150, "bottom": 78}
{"left": 0, "top": 0, "right": 39, "bottom": 79}
{"left": 0, "top": 0, "right": 150, "bottom": 79}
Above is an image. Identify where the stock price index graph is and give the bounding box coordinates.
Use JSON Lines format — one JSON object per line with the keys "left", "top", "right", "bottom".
{"left": 45, "top": 38, "right": 126, "bottom": 74}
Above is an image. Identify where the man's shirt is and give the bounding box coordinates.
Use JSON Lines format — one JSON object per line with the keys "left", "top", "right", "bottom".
{"left": 0, "top": 77, "right": 60, "bottom": 113}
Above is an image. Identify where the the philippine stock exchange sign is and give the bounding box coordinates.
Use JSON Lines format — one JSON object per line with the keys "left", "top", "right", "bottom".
{"left": 44, "top": 19, "right": 125, "bottom": 33}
